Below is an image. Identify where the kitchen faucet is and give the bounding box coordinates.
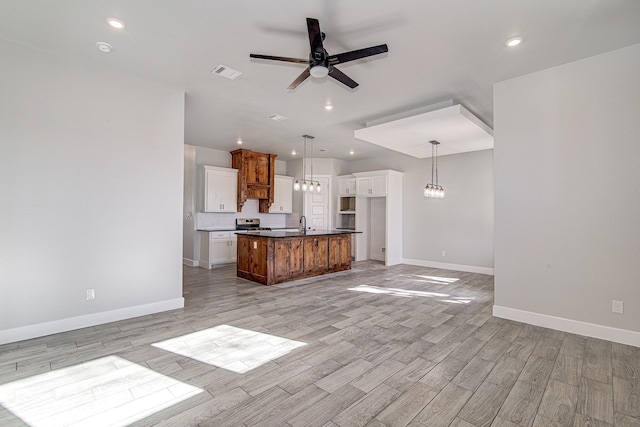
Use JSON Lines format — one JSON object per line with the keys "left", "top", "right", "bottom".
{"left": 299, "top": 215, "right": 307, "bottom": 234}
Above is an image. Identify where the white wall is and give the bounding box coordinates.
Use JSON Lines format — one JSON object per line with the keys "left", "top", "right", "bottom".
{"left": 348, "top": 149, "right": 494, "bottom": 273}
{"left": 0, "top": 40, "right": 185, "bottom": 344}
{"left": 493, "top": 43, "right": 640, "bottom": 346}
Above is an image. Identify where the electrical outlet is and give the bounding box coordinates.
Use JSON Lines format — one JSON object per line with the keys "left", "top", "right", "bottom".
{"left": 253, "top": 241, "right": 257, "bottom": 249}
{"left": 441, "top": 250, "right": 446, "bottom": 257}
{"left": 86, "top": 289, "right": 95, "bottom": 301}
{"left": 612, "top": 300, "right": 624, "bottom": 314}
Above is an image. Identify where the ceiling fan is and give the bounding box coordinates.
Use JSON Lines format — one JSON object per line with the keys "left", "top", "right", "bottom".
{"left": 250, "top": 18, "right": 388, "bottom": 90}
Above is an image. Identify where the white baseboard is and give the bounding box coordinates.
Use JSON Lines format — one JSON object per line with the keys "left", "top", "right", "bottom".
{"left": 183, "top": 257, "right": 198, "bottom": 267}
{"left": 493, "top": 305, "right": 640, "bottom": 347}
{"left": 0, "top": 298, "right": 185, "bottom": 346}
{"left": 403, "top": 258, "right": 494, "bottom": 275}
{"left": 198, "top": 260, "right": 211, "bottom": 269}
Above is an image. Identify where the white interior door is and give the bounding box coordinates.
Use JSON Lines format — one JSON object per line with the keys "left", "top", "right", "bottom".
{"left": 304, "top": 176, "right": 330, "bottom": 231}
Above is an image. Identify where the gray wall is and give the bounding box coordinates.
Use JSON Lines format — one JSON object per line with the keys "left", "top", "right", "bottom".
{"left": 347, "top": 149, "right": 494, "bottom": 271}
{"left": 0, "top": 39, "right": 185, "bottom": 343}
{"left": 494, "top": 43, "right": 640, "bottom": 338}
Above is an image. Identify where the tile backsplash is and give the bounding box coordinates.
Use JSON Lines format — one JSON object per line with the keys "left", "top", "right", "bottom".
{"left": 196, "top": 199, "right": 296, "bottom": 230}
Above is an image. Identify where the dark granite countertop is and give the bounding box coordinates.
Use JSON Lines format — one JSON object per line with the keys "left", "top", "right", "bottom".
{"left": 234, "top": 229, "right": 360, "bottom": 238}
{"left": 197, "top": 227, "right": 300, "bottom": 232}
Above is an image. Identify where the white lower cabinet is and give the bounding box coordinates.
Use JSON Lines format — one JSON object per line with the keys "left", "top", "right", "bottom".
{"left": 199, "top": 231, "right": 237, "bottom": 268}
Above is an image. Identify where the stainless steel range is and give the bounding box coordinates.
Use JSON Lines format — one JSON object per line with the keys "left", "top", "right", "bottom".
{"left": 235, "top": 218, "right": 271, "bottom": 232}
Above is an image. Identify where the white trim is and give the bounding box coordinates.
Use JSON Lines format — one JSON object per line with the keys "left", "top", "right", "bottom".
{"left": 493, "top": 305, "right": 640, "bottom": 347}
{"left": 198, "top": 260, "right": 211, "bottom": 269}
{"left": 403, "top": 258, "right": 494, "bottom": 275}
{"left": 183, "top": 257, "right": 198, "bottom": 267}
{"left": 0, "top": 298, "right": 185, "bottom": 346}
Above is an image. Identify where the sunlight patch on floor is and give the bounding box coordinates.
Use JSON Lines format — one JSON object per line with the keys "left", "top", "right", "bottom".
{"left": 349, "top": 285, "right": 474, "bottom": 304}
{"left": 440, "top": 298, "right": 473, "bottom": 304}
{"left": 395, "top": 274, "right": 460, "bottom": 285}
{"left": 349, "top": 284, "right": 449, "bottom": 298}
{"left": 0, "top": 355, "right": 202, "bottom": 427}
{"left": 152, "top": 324, "right": 306, "bottom": 374}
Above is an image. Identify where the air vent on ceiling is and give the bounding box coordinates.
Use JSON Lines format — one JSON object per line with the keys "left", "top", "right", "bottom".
{"left": 268, "top": 114, "right": 287, "bottom": 122}
{"left": 211, "top": 65, "right": 242, "bottom": 80}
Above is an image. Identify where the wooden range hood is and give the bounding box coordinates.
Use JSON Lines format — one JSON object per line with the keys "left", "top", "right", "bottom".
{"left": 231, "top": 148, "right": 277, "bottom": 213}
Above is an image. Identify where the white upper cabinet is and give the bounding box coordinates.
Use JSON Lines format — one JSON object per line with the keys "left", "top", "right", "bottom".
{"left": 269, "top": 175, "right": 294, "bottom": 213}
{"left": 203, "top": 166, "right": 238, "bottom": 212}
{"left": 356, "top": 175, "right": 387, "bottom": 197}
{"left": 337, "top": 176, "right": 356, "bottom": 195}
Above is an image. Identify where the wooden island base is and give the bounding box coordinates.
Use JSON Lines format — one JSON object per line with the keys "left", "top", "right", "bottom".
{"left": 236, "top": 232, "right": 353, "bottom": 285}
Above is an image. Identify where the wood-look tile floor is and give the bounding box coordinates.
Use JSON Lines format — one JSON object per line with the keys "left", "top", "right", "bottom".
{"left": 1, "top": 262, "right": 639, "bottom": 426}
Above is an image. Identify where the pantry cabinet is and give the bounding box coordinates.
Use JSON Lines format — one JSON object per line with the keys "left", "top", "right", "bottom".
{"left": 356, "top": 175, "right": 387, "bottom": 197}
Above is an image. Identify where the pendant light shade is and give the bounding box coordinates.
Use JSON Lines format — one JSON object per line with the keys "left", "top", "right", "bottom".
{"left": 294, "top": 134, "right": 322, "bottom": 193}
{"left": 424, "top": 140, "right": 445, "bottom": 198}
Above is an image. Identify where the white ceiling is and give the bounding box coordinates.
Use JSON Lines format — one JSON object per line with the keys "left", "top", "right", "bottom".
{"left": 1, "top": 1, "right": 640, "bottom": 161}
{"left": 354, "top": 102, "right": 494, "bottom": 158}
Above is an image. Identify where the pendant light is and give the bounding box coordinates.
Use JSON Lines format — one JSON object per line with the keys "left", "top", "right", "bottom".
{"left": 424, "top": 140, "right": 445, "bottom": 198}
{"left": 294, "top": 135, "right": 321, "bottom": 192}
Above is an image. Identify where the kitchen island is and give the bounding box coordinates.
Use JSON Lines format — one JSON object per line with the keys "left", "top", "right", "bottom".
{"left": 236, "top": 230, "right": 359, "bottom": 285}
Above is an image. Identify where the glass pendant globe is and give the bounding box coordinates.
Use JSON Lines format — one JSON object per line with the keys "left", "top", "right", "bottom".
{"left": 301, "top": 182, "right": 308, "bottom": 192}
{"left": 293, "top": 180, "right": 300, "bottom": 191}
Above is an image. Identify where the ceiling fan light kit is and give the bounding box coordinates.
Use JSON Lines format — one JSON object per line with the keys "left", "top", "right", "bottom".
{"left": 250, "top": 17, "right": 388, "bottom": 89}
{"left": 310, "top": 65, "right": 329, "bottom": 78}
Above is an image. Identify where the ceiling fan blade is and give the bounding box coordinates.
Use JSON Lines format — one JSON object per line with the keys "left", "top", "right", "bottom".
{"left": 250, "top": 54, "right": 309, "bottom": 64}
{"left": 328, "top": 44, "right": 388, "bottom": 65}
{"left": 328, "top": 67, "right": 358, "bottom": 89}
{"left": 287, "top": 67, "right": 311, "bottom": 90}
{"left": 306, "top": 18, "right": 325, "bottom": 57}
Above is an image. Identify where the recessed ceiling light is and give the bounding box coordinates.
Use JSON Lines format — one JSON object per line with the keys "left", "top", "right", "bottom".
{"left": 319, "top": 148, "right": 329, "bottom": 152}
{"left": 349, "top": 150, "right": 355, "bottom": 155}
{"left": 325, "top": 104, "right": 333, "bottom": 111}
{"left": 96, "top": 42, "right": 112, "bottom": 53}
{"left": 291, "top": 150, "right": 297, "bottom": 156}
{"left": 506, "top": 37, "right": 523, "bottom": 47}
{"left": 107, "top": 18, "right": 125, "bottom": 29}
{"left": 237, "top": 139, "right": 243, "bottom": 145}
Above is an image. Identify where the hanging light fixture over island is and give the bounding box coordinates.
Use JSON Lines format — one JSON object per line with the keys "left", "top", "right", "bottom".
{"left": 294, "top": 134, "right": 322, "bottom": 192}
